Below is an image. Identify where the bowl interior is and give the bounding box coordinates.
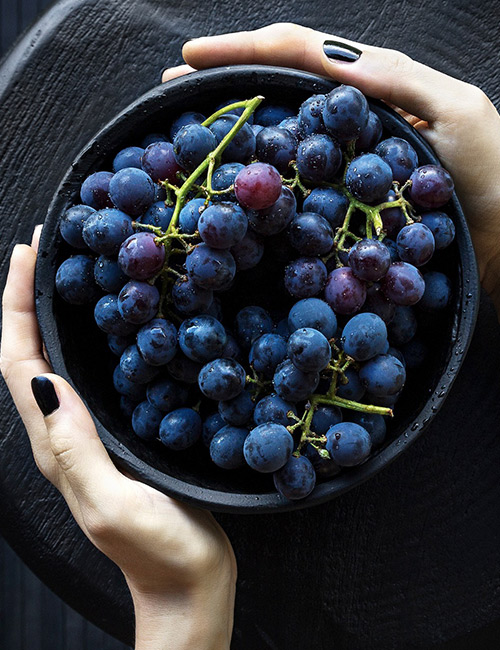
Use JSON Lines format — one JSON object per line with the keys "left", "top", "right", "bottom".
{"left": 36, "top": 66, "right": 479, "bottom": 513}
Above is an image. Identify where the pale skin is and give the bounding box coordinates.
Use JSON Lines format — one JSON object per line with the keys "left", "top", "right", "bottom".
{"left": 2, "top": 22, "right": 500, "bottom": 650}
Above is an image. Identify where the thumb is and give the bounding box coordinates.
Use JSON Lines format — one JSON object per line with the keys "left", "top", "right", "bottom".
{"left": 320, "top": 39, "right": 468, "bottom": 123}
{"left": 31, "top": 374, "right": 121, "bottom": 505}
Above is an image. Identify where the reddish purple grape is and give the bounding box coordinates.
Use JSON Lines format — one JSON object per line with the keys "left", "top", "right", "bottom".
{"left": 118, "top": 232, "right": 165, "bottom": 280}
{"left": 409, "top": 165, "right": 454, "bottom": 208}
{"left": 324, "top": 267, "right": 367, "bottom": 315}
{"left": 380, "top": 262, "right": 425, "bottom": 306}
{"left": 396, "top": 223, "right": 435, "bottom": 267}
{"left": 348, "top": 238, "right": 391, "bottom": 282}
{"left": 141, "top": 141, "right": 183, "bottom": 183}
{"left": 234, "top": 162, "right": 282, "bottom": 210}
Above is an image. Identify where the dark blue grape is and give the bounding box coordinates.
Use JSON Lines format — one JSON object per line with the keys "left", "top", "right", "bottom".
{"left": 323, "top": 85, "right": 369, "bottom": 142}
{"left": 419, "top": 271, "right": 452, "bottom": 311}
{"left": 284, "top": 257, "right": 327, "bottom": 299}
{"left": 211, "top": 163, "right": 244, "bottom": 202}
{"left": 56, "top": 255, "right": 100, "bottom": 305}
{"left": 131, "top": 401, "right": 163, "bottom": 440}
{"left": 166, "top": 353, "right": 203, "bottom": 384}
{"left": 254, "top": 104, "right": 295, "bottom": 127}
{"left": 278, "top": 116, "right": 301, "bottom": 140}
{"left": 173, "top": 123, "right": 217, "bottom": 171}
{"left": 380, "top": 190, "right": 406, "bottom": 237}
{"left": 359, "top": 354, "right": 406, "bottom": 396}
{"left": 348, "top": 411, "right": 386, "bottom": 447}
{"left": 360, "top": 284, "right": 396, "bottom": 324}
{"left": 146, "top": 376, "right": 189, "bottom": 412}
{"left": 159, "top": 408, "right": 202, "bottom": 450}
{"left": 396, "top": 223, "right": 435, "bottom": 267}
{"left": 288, "top": 328, "right": 331, "bottom": 373}
{"left": 383, "top": 238, "right": 400, "bottom": 263}
{"left": 420, "top": 212, "right": 455, "bottom": 250}
{"left": 311, "top": 405, "right": 342, "bottom": 436}
{"left": 141, "top": 133, "right": 168, "bottom": 148}
{"left": 118, "top": 280, "right": 159, "bottom": 324}
{"left": 113, "top": 364, "right": 146, "bottom": 401}
{"left": 374, "top": 137, "right": 418, "bottom": 184}
{"left": 341, "top": 313, "right": 388, "bottom": 361}
{"left": 355, "top": 111, "right": 383, "bottom": 152}
{"left": 137, "top": 318, "right": 177, "bottom": 365}
{"left": 219, "top": 389, "right": 254, "bottom": 426}
{"left": 255, "top": 126, "right": 297, "bottom": 174}
{"left": 94, "top": 255, "right": 128, "bottom": 293}
{"left": 345, "top": 154, "right": 393, "bottom": 204}
{"left": 249, "top": 333, "right": 287, "bottom": 378}
{"left": 169, "top": 111, "right": 206, "bottom": 141}
{"left": 59, "top": 204, "right": 96, "bottom": 248}
{"left": 198, "top": 358, "right": 246, "bottom": 401}
{"left": 113, "top": 147, "right": 144, "bottom": 173}
{"left": 230, "top": 230, "right": 265, "bottom": 271}
{"left": 247, "top": 186, "right": 297, "bottom": 236}
{"left": 202, "top": 412, "right": 226, "bottom": 447}
{"left": 348, "top": 238, "right": 391, "bottom": 282}
{"left": 221, "top": 333, "right": 242, "bottom": 361}
{"left": 94, "top": 294, "right": 137, "bottom": 336}
{"left": 274, "top": 318, "right": 291, "bottom": 338}
{"left": 139, "top": 201, "right": 174, "bottom": 231}
{"left": 296, "top": 134, "right": 342, "bottom": 183}
{"left": 288, "top": 212, "right": 334, "bottom": 256}
{"left": 108, "top": 333, "right": 134, "bottom": 356}
{"left": 172, "top": 276, "right": 213, "bottom": 316}
{"left": 109, "top": 167, "right": 155, "bottom": 217}
{"left": 336, "top": 367, "right": 365, "bottom": 401}
{"left": 178, "top": 315, "right": 227, "bottom": 363}
{"left": 80, "top": 171, "right": 114, "bottom": 209}
{"left": 120, "top": 396, "right": 139, "bottom": 418}
{"left": 273, "top": 455, "right": 316, "bottom": 500}
{"left": 302, "top": 187, "right": 349, "bottom": 228}
{"left": 303, "top": 443, "right": 341, "bottom": 479}
{"left": 325, "top": 422, "right": 372, "bottom": 466}
{"left": 209, "top": 114, "right": 256, "bottom": 163}
{"left": 324, "top": 267, "right": 366, "bottom": 315}
{"left": 253, "top": 393, "right": 297, "bottom": 427}
{"left": 120, "top": 344, "right": 160, "bottom": 384}
{"left": 288, "top": 298, "right": 337, "bottom": 340}
{"left": 186, "top": 243, "right": 236, "bottom": 291}
{"left": 297, "top": 94, "right": 326, "bottom": 136}
{"left": 273, "top": 359, "right": 320, "bottom": 402}
{"left": 235, "top": 306, "right": 273, "bottom": 349}
{"left": 82, "top": 208, "right": 134, "bottom": 255}
{"left": 198, "top": 202, "right": 248, "bottom": 248}
{"left": 178, "top": 198, "right": 207, "bottom": 234}
{"left": 387, "top": 306, "right": 417, "bottom": 346}
{"left": 243, "top": 423, "right": 294, "bottom": 472}
{"left": 210, "top": 426, "right": 248, "bottom": 469}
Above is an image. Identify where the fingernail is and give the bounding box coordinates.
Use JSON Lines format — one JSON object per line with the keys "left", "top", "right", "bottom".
{"left": 31, "top": 376, "right": 59, "bottom": 416}
{"left": 323, "top": 40, "right": 361, "bottom": 63}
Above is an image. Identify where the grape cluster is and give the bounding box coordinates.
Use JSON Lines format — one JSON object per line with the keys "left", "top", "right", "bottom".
{"left": 55, "top": 87, "right": 456, "bottom": 502}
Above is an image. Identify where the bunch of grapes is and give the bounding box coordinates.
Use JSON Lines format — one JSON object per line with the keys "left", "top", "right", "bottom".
{"left": 55, "top": 85, "right": 456, "bottom": 501}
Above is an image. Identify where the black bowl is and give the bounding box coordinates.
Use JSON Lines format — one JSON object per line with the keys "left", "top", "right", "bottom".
{"left": 35, "top": 65, "right": 479, "bottom": 513}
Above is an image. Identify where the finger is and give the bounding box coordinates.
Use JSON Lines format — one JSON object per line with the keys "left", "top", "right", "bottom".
{"left": 183, "top": 23, "right": 470, "bottom": 123}
{"left": 161, "top": 63, "right": 197, "bottom": 84}
{"left": 31, "top": 224, "right": 43, "bottom": 252}
{"left": 32, "top": 373, "right": 123, "bottom": 508}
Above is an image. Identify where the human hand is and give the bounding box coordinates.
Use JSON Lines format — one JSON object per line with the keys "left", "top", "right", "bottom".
{"left": 163, "top": 23, "right": 500, "bottom": 315}
{"left": 0, "top": 229, "right": 236, "bottom": 650}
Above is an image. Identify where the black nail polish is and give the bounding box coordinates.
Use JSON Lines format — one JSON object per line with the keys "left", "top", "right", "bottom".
{"left": 31, "top": 376, "right": 59, "bottom": 416}
{"left": 323, "top": 40, "right": 361, "bottom": 63}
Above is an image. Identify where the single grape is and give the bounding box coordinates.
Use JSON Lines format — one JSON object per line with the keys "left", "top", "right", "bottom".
{"left": 296, "top": 134, "right": 342, "bottom": 183}
{"left": 113, "top": 364, "right": 146, "bottom": 401}
{"left": 209, "top": 114, "right": 256, "bottom": 163}
{"left": 210, "top": 426, "right": 248, "bottom": 469}
{"left": 94, "top": 294, "right": 138, "bottom": 336}
{"left": 380, "top": 190, "right": 406, "bottom": 237}
{"left": 243, "top": 423, "right": 294, "bottom": 472}
{"left": 55, "top": 255, "right": 100, "bottom": 305}
{"left": 418, "top": 271, "right": 452, "bottom": 311}
{"left": 409, "top": 165, "right": 454, "bottom": 208}
{"left": 109, "top": 167, "right": 155, "bottom": 217}
{"left": 341, "top": 313, "right": 388, "bottom": 361}
{"left": 169, "top": 111, "right": 206, "bottom": 141}
{"left": 221, "top": 333, "right": 242, "bottom": 361}
{"left": 146, "top": 376, "right": 189, "bottom": 412}
{"left": 107, "top": 333, "right": 134, "bottom": 357}
{"left": 82, "top": 208, "right": 134, "bottom": 256}
{"left": 374, "top": 137, "right": 419, "bottom": 184}
{"left": 120, "top": 396, "right": 139, "bottom": 418}
{"left": 120, "top": 344, "right": 160, "bottom": 384}
{"left": 360, "top": 284, "right": 396, "bottom": 324}
{"left": 253, "top": 393, "right": 297, "bottom": 427}
{"left": 348, "top": 412, "right": 387, "bottom": 448}
{"left": 80, "top": 171, "right": 114, "bottom": 209}
{"left": 325, "top": 422, "right": 372, "bottom": 466}
{"left": 303, "top": 444, "right": 341, "bottom": 479}
{"left": 311, "top": 405, "right": 342, "bottom": 436}
{"left": 288, "top": 212, "right": 334, "bottom": 256}
{"left": 198, "top": 358, "right": 246, "bottom": 401}
{"left": 336, "top": 367, "right": 365, "bottom": 401}
{"left": 171, "top": 276, "right": 213, "bottom": 316}
{"left": 141, "top": 133, "right": 168, "bottom": 148}
{"left": 139, "top": 201, "right": 174, "bottom": 231}
{"left": 118, "top": 232, "right": 166, "bottom": 280}
{"left": 159, "top": 408, "right": 202, "bottom": 450}
{"left": 202, "top": 412, "right": 226, "bottom": 447}
{"left": 249, "top": 333, "right": 288, "bottom": 378}
{"left": 288, "top": 298, "right": 337, "bottom": 340}
{"left": 247, "top": 186, "right": 297, "bottom": 236}
{"left": 230, "top": 230, "right": 265, "bottom": 271}
{"left": 396, "top": 223, "right": 435, "bottom": 267}
{"left": 198, "top": 202, "right": 248, "bottom": 249}
{"left": 278, "top": 116, "right": 301, "bottom": 140}
{"left": 166, "top": 352, "right": 203, "bottom": 384}
{"left": 420, "top": 212, "right": 455, "bottom": 250}
{"left": 287, "top": 328, "right": 331, "bottom": 373}
{"left": 235, "top": 306, "right": 273, "bottom": 350}
{"left": 302, "top": 187, "right": 349, "bottom": 229}
{"left": 297, "top": 94, "right": 326, "bottom": 136}
{"left": 94, "top": 255, "right": 128, "bottom": 293}
{"left": 178, "top": 198, "right": 207, "bottom": 234}
{"left": 137, "top": 318, "right": 177, "bottom": 365}
{"left": 117, "top": 280, "right": 160, "bottom": 324}
{"left": 355, "top": 111, "right": 383, "bottom": 152}
{"left": 322, "top": 85, "right": 369, "bottom": 142}
{"left": 359, "top": 353, "right": 406, "bottom": 396}
{"left": 254, "top": 104, "right": 295, "bottom": 127}
{"left": 348, "top": 238, "right": 391, "bottom": 282}
{"left": 211, "top": 162, "right": 245, "bottom": 203}
{"left": 345, "top": 154, "right": 393, "bottom": 204}
{"left": 284, "top": 257, "right": 327, "bottom": 299}
{"left": 380, "top": 262, "right": 425, "bottom": 306}
{"left": 178, "top": 315, "right": 227, "bottom": 363}
{"left": 131, "top": 401, "right": 163, "bottom": 440}
{"left": 173, "top": 123, "right": 217, "bottom": 171}
{"left": 324, "top": 267, "right": 366, "bottom": 315}
{"left": 141, "top": 141, "right": 182, "bottom": 183}
{"left": 234, "top": 162, "right": 282, "bottom": 210}
{"left": 273, "top": 359, "right": 320, "bottom": 402}
{"left": 387, "top": 305, "right": 417, "bottom": 345}
{"left": 383, "top": 238, "right": 400, "bottom": 263}
{"left": 273, "top": 455, "right": 316, "bottom": 500}
{"left": 218, "top": 389, "right": 255, "bottom": 426}
{"left": 255, "top": 126, "right": 297, "bottom": 174}
{"left": 59, "top": 204, "right": 96, "bottom": 248}
{"left": 186, "top": 243, "right": 236, "bottom": 291}
{"left": 113, "top": 146, "right": 144, "bottom": 173}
